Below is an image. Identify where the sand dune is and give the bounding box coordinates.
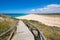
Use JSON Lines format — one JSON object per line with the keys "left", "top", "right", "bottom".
{"left": 16, "top": 14, "right": 60, "bottom": 27}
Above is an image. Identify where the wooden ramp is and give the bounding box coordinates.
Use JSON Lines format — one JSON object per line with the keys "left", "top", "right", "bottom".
{"left": 11, "top": 20, "right": 34, "bottom": 40}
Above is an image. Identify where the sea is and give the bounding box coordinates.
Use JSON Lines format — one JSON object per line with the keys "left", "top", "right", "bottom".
{"left": 3, "top": 13, "right": 28, "bottom": 18}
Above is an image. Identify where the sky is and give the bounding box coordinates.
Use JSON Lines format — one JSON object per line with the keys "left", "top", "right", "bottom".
{"left": 0, "top": 0, "right": 60, "bottom": 13}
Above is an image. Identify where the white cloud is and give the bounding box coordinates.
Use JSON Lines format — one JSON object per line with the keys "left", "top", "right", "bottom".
{"left": 30, "top": 4, "right": 60, "bottom": 13}
{"left": 30, "top": 9, "right": 36, "bottom": 13}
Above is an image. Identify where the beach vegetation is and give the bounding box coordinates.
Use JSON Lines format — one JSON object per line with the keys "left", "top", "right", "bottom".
{"left": 0, "top": 14, "right": 18, "bottom": 40}
{"left": 22, "top": 19, "right": 60, "bottom": 40}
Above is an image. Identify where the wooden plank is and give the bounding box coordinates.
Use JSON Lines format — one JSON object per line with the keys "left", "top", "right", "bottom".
{"left": 12, "top": 20, "right": 34, "bottom": 40}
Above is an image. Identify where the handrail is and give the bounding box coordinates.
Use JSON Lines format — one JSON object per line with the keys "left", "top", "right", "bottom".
{"left": 27, "top": 22, "right": 46, "bottom": 40}
{"left": 0, "top": 26, "right": 15, "bottom": 37}
{"left": 7, "top": 21, "right": 18, "bottom": 40}
{"left": 7, "top": 26, "right": 17, "bottom": 40}
{"left": 0, "top": 22, "right": 18, "bottom": 37}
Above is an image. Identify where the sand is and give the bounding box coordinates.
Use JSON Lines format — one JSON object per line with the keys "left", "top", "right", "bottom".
{"left": 16, "top": 14, "right": 60, "bottom": 27}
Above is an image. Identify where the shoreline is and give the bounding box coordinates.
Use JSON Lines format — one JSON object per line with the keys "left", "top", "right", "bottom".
{"left": 16, "top": 14, "right": 60, "bottom": 27}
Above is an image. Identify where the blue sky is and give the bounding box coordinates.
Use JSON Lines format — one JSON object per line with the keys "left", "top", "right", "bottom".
{"left": 0, "top": 0, "right": 60, "bottom": 13}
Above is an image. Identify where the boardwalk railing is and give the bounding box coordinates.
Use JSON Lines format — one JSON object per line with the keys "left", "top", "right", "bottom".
{"left": 26, "top": 22, "right": 46, "bottom": 40}
{"left": 0, "top": 22, "right": 17, "bottom": 40}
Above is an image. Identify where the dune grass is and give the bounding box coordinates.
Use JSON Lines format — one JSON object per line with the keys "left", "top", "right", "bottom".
{"left": 22, "top": 19, "right": 60, "bottom": 40}
{"left": 0, "top": 14, "right": 18, "bottom": 40}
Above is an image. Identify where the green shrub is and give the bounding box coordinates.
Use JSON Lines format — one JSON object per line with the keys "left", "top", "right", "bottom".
{"left": 22, "top": 19, "right": 60, "bottom": 40}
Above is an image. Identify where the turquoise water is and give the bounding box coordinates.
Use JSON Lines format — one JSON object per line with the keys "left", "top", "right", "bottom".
{"left": 5, "top": 14, "right": 28, "bottom": 18}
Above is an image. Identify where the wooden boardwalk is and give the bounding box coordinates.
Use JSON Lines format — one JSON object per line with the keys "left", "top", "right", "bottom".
{"left": 11, "top": 20, "right": 34, "bottom": 40}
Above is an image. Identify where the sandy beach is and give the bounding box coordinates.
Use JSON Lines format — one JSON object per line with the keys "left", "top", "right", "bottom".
{"left": 16, "top": 14, "right": 60, "bottom": 27}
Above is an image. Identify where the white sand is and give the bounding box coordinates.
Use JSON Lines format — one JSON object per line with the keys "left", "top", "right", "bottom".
{"left": 16, "top": 14, "right": 60, "bottom": 27}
